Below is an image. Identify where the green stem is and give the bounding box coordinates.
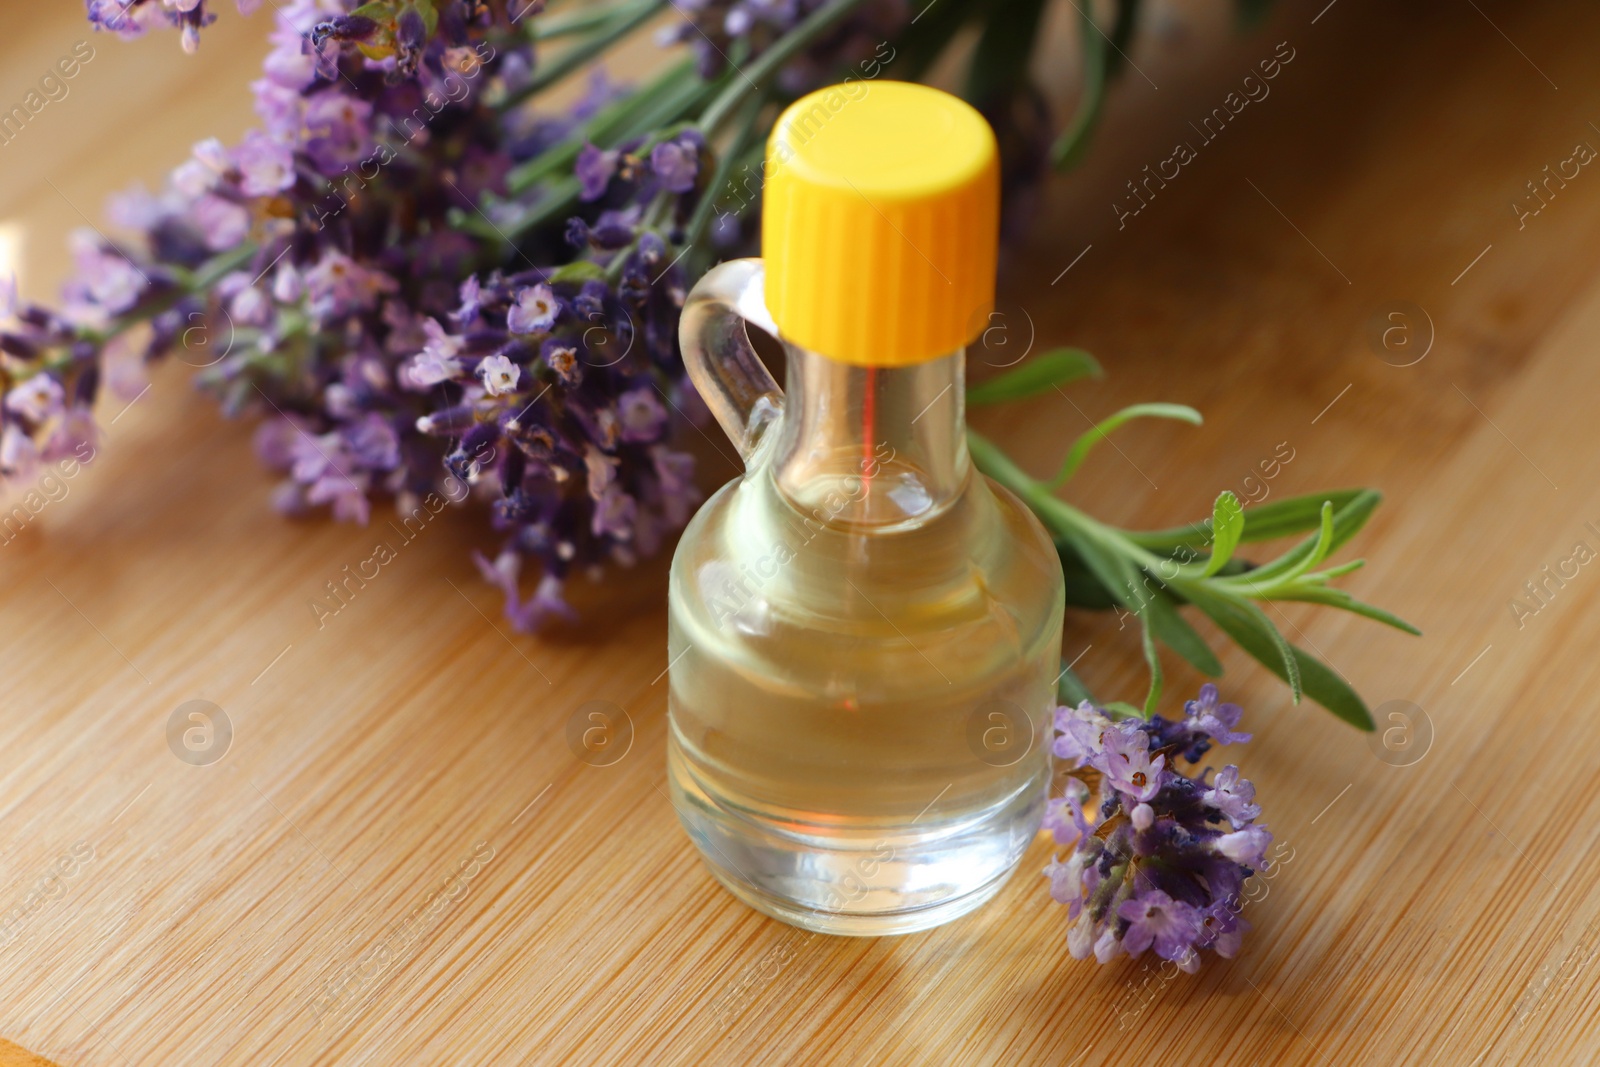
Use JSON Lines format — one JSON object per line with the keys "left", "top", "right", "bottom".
{"left": 1051, "top": 1, "right": 1109, "bottom": 169}
{"left": 531, "top": 0, "right": 646, "bottom": 39}
{"left": 969, "top": 429, "right": 1164, "bottom": 569}
{"left": 697, "top": 0, "right": 872, "bottom": 134}
{"left": 502, "top": 0, "right": 667, "bottom": 108}
{"left": 682, "top": 93, "right": 764, "bottom": 256}
{"left": 505, "top": 55, "right": 699, "bottom": 196}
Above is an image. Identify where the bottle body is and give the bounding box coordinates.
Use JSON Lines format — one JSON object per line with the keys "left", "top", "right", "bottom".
{"left": 666, "top": 343, "right": 1064, "bottom": 935}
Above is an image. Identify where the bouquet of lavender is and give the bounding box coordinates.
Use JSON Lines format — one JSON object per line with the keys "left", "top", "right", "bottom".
{"left": 1, "top": 0, "right": 1412, "bottom": 727}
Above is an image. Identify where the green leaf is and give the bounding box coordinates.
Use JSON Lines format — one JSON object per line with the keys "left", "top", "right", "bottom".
{"left": 966, "top": 348, "right": 1103, "bottom": 406}
{"left": 1122, "top": 488, "right": 1372, "bottom": 551}
{"left": 1141, "top": 587, "right": 1224, "bottom": 676}
{"left": 1270, "top": 500, "right": 1336, "bottom": 586}
{"left": 1063, "top": 530, "right": 1223, "bottom": 677}
{"left": 1182, "top": 583, "right": 1374, "bottom": 729}
{"left": 549, "top": 260, "right": 607, "bottom": 284}
{"left": 1140, "top": 614, "right": 1163, "bottom": 718}
{"left": 1057, "top": 662, "right": 1094, "bottom": 707}
{"left": 1309, "top": 559, "right": 1365, "bottom": 581}
{"left": 1063, "top": 529, "right": 1144, "bottom": 611}
{"left": 1291, "top": 649, "right": 1375, "bottom": 731}
{"left": 1236, "top": 0, "right": 1274, "bottom": 28}
{"left": 1061, "top": 559, "right": 1122, "bottom": 610}
{"left": 1218, "top": 491, "right": 1380, "bottom": 592}
{"left": 1103, "top": 701, "right": 1144, "bottom": 720}
{"left": 1105, "top": 0, "right": 1142, "bottom": 79}
{"left": 1202, "top": 491, "right": 1244, "bottom": 577}
{"left": 1052, "top": 2, "right": 1109, "bottom": 169}
{"left": 896, "top": 0, "right": 978, "bottom": 79}
{"left": 515, "top": 0, "right": 665, "bottom": 103}
{"left": 963, "top": 0, "right": 1050, "bottom": 107}
{"left": 1181, "top": 583, "right": 1301, "bottom": 703}
{"left": 1317, "top": 489, "right": 1382, "bottom": 557}
{"left": 1267, "top": 585, "right": 1422, "bottom": 635}
{"left": 533, "top": 0, "right": 645, "bottom": 38}
{"left": 1053, "top": 403, "right": 1202, "bottom": 487}
{"left": 1243, "top": 489, "right": 1372, "bottom": 546}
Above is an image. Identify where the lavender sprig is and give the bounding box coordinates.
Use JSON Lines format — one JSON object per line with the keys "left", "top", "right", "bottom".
{"left": 87, "top": 0, "right": 264, "bottom": 54}
{"left": 25, "top": 0, "right": 898, "bottom": 631}
{"left": 1045, "top": 685, "right": 1270, "bottom": 971}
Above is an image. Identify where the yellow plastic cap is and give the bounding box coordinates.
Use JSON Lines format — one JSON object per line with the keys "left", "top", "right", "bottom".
{"left": 762, "top": 81, "right": 999, "bottom": 367}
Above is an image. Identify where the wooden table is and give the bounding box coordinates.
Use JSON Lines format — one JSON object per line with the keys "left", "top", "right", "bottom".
{"left": 2, "top": 1, "right": 1598, "bottom": 1063}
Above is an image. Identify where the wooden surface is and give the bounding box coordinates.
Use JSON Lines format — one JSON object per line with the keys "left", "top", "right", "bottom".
{"left": 3, "top": 1, "right": 1600, "bottom": 1063}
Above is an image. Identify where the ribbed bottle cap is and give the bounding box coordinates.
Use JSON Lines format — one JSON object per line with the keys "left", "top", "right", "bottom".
{"left": 761, "top": 81, "right": 1000, "bottom": 368}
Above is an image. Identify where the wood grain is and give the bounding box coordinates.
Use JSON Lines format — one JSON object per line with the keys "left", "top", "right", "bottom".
{"left": 3, "top": 1, "right": 1600, "bottom": 1063}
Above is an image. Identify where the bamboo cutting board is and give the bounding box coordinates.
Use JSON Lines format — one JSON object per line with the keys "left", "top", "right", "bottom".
{"left": 2, "top": 1, "right": 1600, "bottom": 1063}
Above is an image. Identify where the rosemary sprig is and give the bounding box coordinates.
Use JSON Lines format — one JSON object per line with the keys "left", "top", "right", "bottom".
{"left": 968, "top": 349, "right": 1419, "bottom": 730}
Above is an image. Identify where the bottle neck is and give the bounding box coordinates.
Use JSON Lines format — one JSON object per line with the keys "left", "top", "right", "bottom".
{"left": 769, "top": 346, "right": 969, "bottom": 528}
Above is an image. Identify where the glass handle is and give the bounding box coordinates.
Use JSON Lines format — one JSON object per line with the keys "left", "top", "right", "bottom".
{"left": 678, "top": 258, "right": 783, "bottom": 467}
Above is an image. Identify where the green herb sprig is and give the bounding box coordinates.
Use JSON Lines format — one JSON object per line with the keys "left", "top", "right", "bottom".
{"left": 967, "top": 350, "right": 1420, "bottom": 731}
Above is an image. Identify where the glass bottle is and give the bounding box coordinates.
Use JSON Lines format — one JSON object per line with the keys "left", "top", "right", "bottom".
{"left": 666, "top": 82, "right": 1065, "bottom": 935}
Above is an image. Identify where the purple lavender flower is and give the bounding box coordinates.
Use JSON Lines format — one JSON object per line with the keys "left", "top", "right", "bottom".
{"left": 86, "top": 0, "right": 261, "bottom": 51}
{"left": 1187, "top": 683, "right": 1252, "bottom": 746}
{"left": 61, "top": 233, "right": 146, "bottom": 319}
{"left": 575, "top": 144, "right": 619, "bottom": 202}
{"left": 173, "top": 160, "right": 219, "bottom": 199}
{"left": 303, "top": 251, "right": 397, "bottom": 323}
{"left": 1118, "top": 889, "right": 1204, "bottom": 962}
{"left": 193, "top": 195, "right": 251, "bottom": 251}
{"left": 1101, "top": 724, "right": 1165, "bottom": 803}
{"left": 1203, "top": 765, "right": 1260, "bottom": 829}
{"left": 1045, "top": 688, "right": 1271, "bottom": 970}
{"left": 478, "top": 354, "right": 520, "bottom": 396}
{"left": 1216, "top": 825, "right": 1272, "bottom": 869}
{"left": 4, "top": 375, "right": 65, "bottom": 424}
{"left": 301, "top": 90, "right": 373, "bottom": 172}
{"left": 617, "top": 388, "right": 668, "bottom": 443}
{"left": 472, "top": 550, "right": 577, "bottom": 631}
{"left": 1051, "top": 699, "right": 1106, "bottom": 764}
{"left": 650, "top": 444, "right": 699, "bottom": 527}
{"left": 592, "top": 484, "right": 637, "bottom": 540}
{"left": 650, "top": 136, "right": 700, "bottom": 194}
{"left": 506, "top": 284, "right": 559, "bottom": 334}
{"left": 262, "top": 14, "right": 317, "bottom": 89}
{"left": 1195, "top": 899, "right": 1249, "bottom": 958}
{"left": 344, "top": 413, "right": 400, "bottom": 470}
{"left": 1042, "top": 776, "right": 1092, "bottom": 850}
{"left": 405, "top": 319, "right": 463, "bottom": 388}
{"left": 233, "top": 130, "right": 296, "bottom": 197}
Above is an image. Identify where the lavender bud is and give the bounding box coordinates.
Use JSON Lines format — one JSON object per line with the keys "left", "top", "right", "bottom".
{"left": 416, "top": 405, "right": 477, "bottom": 436}
{"left": 0, "top": 333, "right": 40, "bottom": 360}
{"left": 311, "top": 15, "right": 380, "bottom": 47}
